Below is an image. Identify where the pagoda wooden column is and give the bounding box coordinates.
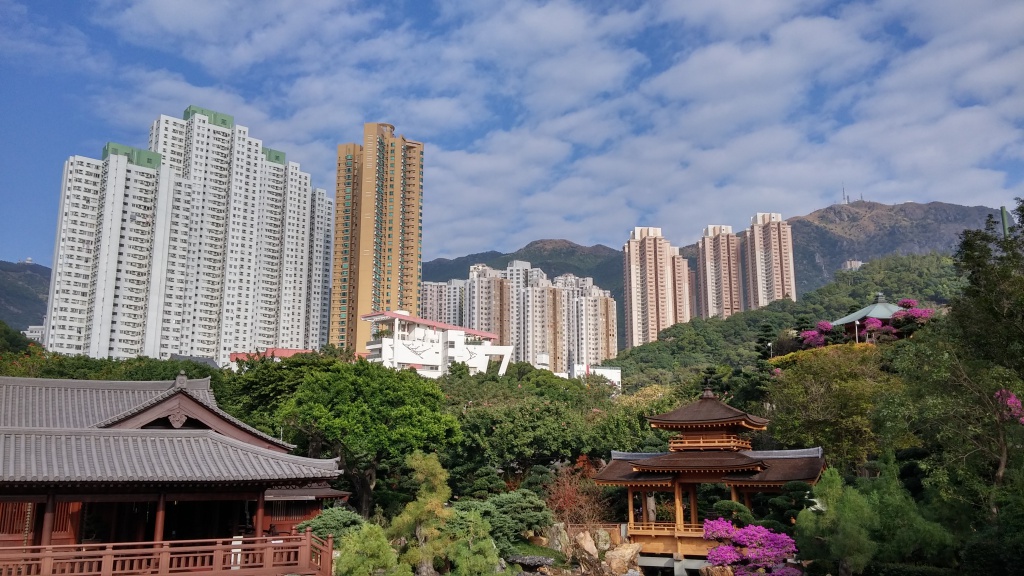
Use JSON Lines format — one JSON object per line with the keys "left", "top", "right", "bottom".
{"left": 743, "top": 491, "right": 752, "bottom": 510}
{"left": 254, "top": 491, "right": 266, "bottom": 536}
{"left": 154, "top": 494, "right": 166, "bottom": 542}
{"left": 627, "top": 488, "right": 635, "bottom": 526}
{"left": 674, "top": 481, "right": 683, "bottom": 529}
{"left": 730, "top": 486, "right": 739, "bottom": 502}
{"left": 688, "top": 488, "right": 698, "bottom": 526}
{"left": 40, "top": 494, "right": 56, "bottom": 546}
{"left": 639, "top": 491, "right": 647, "bottom": 524}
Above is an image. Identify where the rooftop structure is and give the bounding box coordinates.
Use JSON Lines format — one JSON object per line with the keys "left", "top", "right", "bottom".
{"left": 361, "top": 310, "right": 513, "bottom": 378}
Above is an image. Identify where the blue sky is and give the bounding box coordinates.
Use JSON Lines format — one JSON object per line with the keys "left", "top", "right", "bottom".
{"left": 1, "top": 0, "right": 1022, "bottom": 266}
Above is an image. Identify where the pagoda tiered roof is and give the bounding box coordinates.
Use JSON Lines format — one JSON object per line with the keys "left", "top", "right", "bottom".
{"left": 646, "top": 388, "right": 769, "bottom": 430}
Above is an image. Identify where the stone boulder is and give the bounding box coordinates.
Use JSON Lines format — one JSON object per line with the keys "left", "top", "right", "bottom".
{"left": 593, "top": 529, "right": 611, "bottom": 552}
{"left": 529, "top": 535, "right": 549, "bottom": 547}
{"left": 604, "top": 543, "right": 643, "bottom": 575}
{"left": 574, "top": 530, "right": 599, "bottom": 559}
{"left": 547, "top": 523, "right": 571, "bottom": 553}
{"left": 506, "top": 555, "right": 555, "bottom": 571}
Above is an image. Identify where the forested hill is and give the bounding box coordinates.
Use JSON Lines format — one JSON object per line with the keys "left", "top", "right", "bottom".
{"left": 0, "top": 260, "right": 50, "bottom": 330}
{"left": 603, "top": 252, "right": 960, "bottom": 390}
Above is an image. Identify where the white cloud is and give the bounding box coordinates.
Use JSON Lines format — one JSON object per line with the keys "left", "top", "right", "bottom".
{"left": 5, "top": 0, "right": 1023, "bottom": 266}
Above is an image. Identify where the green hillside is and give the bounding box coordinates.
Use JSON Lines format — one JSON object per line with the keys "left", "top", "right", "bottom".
{"left": 0, "top": 261, "right": 50, "bottom": 330}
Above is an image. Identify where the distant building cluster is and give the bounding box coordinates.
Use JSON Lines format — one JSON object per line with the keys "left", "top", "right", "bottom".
{"left": 45, "top": 106, "right": 424, "bottom": 367}
{"left": 419, "top": 261, "right": 618, "bottom": 375}
{"left": 623, "top": 214, "right": 796, "bottom": 348}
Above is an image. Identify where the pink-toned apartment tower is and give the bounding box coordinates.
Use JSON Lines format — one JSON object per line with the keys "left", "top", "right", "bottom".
{"left": 743, "top": 213, "right": 797, "bottom": 310}
{"left": 623, "top": 227, "right": 691, "bottom": 349}
{"left": 697, "top": 225, "right": 743, "bottom": 319}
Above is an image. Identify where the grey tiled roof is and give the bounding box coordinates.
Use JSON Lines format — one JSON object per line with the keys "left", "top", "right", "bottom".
{"left": 0, "top": 376, "right": 291, "bottom": 450}
{"left": 0, "top": 376, "right": 215, "bottom": 428}
{"left": 0, "top": 428, "right": 339, "bottom": 484}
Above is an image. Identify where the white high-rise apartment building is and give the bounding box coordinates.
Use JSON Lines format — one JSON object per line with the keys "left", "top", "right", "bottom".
{"left": 46, "top": 106, "right": 333, "bottom": 365}
{"left": 461, "top": 261, "right": 617, "bottom": 373}
{"left": 742, "top": 213, "right": 797, "bottom": 310}
{"left": 622, "top": 227, "right": 691, "bottom": 349}
{"left": 421, "top": 279, "right": 467, "bottom": 327}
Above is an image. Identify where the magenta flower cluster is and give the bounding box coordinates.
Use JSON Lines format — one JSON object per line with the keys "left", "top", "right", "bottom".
{"left": 800, "top": 329, "right": 826, "bottom": 348}
{"left": 703, "top": 518, "right": 799, "bottom": 574}
{"left": 995, "top": 389, "right": 1024, "bottom": 425}
{"left": 897, "top": 298, "right": 919, "bottom": 308}
{"left": 815, "top": 320, "right": 833, "bottom": 332}
{"left": 891, "top": 308, "right": 934, "bottom": 322}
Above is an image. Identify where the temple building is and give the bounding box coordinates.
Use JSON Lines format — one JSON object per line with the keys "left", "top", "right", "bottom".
{"left": 0, "top": 373, "right": 343, "bottom": 575}
{"left": 594, "top": 388, "right": 825, "bottom": 574}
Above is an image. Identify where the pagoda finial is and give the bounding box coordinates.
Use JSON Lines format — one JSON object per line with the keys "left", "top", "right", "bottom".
{"left": 175, "top": 370, "right": 187, "bottom": 388}
{"left": 875, "top": 292, "right": 887, "bottom": 303}
{"left": 701, "top": 386, "right": 716, "bottom": 399}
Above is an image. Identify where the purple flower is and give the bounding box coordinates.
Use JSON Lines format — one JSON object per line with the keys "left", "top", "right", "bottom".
{"left": 815, "top": 320, "right": 833, "bottom": 332}
{"left": 863, "top": 317, "right": 883, "bottom": 329}
{"left": 707, "top": 545, "right": 742, "bottom": 566}
{"left": 703, "top": 518, "right": 737, "bottom": 540}
{"left": 897, "top": 298, "right": 918, "bottom": 309}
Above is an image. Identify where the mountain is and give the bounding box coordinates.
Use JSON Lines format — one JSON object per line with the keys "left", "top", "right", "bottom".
{"left": 0, "top": 260, "right": 51, "bottom": 331}
{"left": 423, "top": 239, "right": 623, "bottom": 293}
{"left": 786, "top": 200, "right": 996, "bottom": 296}
{"left": 423, "top": 201, "right": 1000, "bottom": 346}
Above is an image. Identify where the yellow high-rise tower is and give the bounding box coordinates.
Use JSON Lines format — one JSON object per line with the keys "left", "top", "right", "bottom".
{"left": 330, "top": 123, "right": 424, "bottom": 354}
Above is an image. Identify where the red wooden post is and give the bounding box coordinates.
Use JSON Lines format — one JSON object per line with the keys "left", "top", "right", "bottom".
{"left": 40, "top": 494, "right": 56, "bottom": 546}
{"left": 101, "top": 544, "right": 114, "bottom": 576}
{"left": 154, "top": 494, "right": 166, "bottom": 542}
{"left": 254, "top": 491, "right": 266, "bottom": 536}
{"left": 325, "top": 533, "right": 334, "bottom": 576}
{"left": 299, "top": 526, "right": 313, "bottom": 570}
{"left": 158, "top": 541, "right": 171, "bottom": 574}
{"left": 40, "top": 546, "right": 53, "bottom": 575}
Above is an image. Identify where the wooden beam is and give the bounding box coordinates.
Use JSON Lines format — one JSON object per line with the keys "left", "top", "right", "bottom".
{"left": 627, "top": 488, "right": 634, "bottom": 525}
{"left": 688, "top": 487, "right": 698, "bottom": 526}
{"left": 40, "top": 494, "right": 55, "bottom": 546}
{"left": 674, "top": 480, "right": 683, "bottom": 529}
{"left": 154, "top": 493, "right": 166, "bottom": 542}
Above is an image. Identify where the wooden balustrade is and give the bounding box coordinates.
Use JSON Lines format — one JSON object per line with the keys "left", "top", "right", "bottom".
{"left": 627, "top": 521, "right": 704, "bottom": 536}
{"left": 0, "top": 529, "right": 332, "bottom": 576}
{"left": 669, "top": 435, "right": 751, "bottom": 451}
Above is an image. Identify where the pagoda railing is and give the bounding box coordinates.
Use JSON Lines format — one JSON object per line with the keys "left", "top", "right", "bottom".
{"left": 0, "top": 528, "right": 332, "bottom": 576}
{"left": 669, "top": 435, "right": 751, "bottom": 451}
{"left": 627, "top": 521, "right": 703, "bottom": 537}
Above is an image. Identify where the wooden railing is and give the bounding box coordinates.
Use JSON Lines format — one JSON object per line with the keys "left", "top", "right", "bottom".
{"left": 669, "top": 435, "right": 751, "bottom": 451}
{"left": 0, "top": 528, "right": 333, "bottom": 576}
{"left": 627, "top": 521, "right": 704, "bottom": 536}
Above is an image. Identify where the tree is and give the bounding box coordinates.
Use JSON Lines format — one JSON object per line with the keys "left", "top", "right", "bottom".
{"left": 277, "top": 360, "right": 461, "bottom": 516}
{"left": 796, "top": 469, "right": 878, "bottom": 576}
{"left": 442, "top": 509, "right": 501, "bottom": 575}
{"left": 294, "top": 507, "right": 364, "bottom": 540}
{"left": 768, "top": 345, "right": 896, "bottom": 473}
{"left": 0, "top": 320, "right": 32, "bottom": 354}
{"left": 389, "top": 452, "right": 453, "bottom": 576}
{"left": 335, "top": 522, "right": 412, "bottom": 576}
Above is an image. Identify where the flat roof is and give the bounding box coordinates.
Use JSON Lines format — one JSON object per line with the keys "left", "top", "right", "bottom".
{"left": 361, "top": 310, "right": 499, "bottom": 340}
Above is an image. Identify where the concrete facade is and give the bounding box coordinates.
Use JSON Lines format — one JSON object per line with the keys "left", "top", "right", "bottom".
{"left": 622, "top": 227, "right": 691, "bottom": 349}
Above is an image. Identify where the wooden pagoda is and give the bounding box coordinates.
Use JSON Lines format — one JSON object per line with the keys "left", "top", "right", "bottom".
{"left": 594, "top": 388, "right": 825, "bottom": 558}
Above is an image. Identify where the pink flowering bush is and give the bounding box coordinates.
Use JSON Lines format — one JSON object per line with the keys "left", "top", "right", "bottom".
{"left": 995, "top": 389, "right": 1024, "bottom": 424}
{"left": 703, "top": 519, "right": 800, "bottom": 575}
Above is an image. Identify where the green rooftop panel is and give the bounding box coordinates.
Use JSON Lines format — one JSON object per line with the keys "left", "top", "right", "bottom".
{"left": 183, "top": 105, "right": 234, "bottom": 129}
{"left": 102, "top": 143, "right": 162, "bottom": 168}
{"left": 262, "top": 147, "right": 286, "bottom": 165}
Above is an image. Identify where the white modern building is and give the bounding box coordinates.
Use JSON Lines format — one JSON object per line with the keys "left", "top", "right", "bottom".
{"left": 45, "top": 106, "right": 333, "bottom": 365}
{"left": 361, "top": 310, "right": 513, "bottom": 378}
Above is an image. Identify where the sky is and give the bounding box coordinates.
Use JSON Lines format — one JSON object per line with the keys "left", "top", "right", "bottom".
{"left": 1, "top": 0, "right": 1022, "bottom": 267}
